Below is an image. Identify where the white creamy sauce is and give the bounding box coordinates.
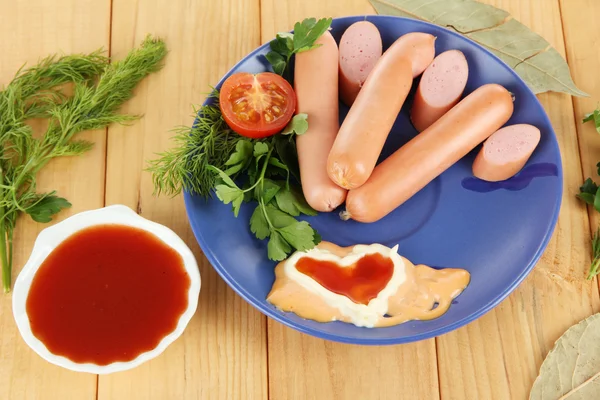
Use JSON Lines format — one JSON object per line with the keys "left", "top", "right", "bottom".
{"left": 283, "top": 243, "right": 406, "bottom": 328}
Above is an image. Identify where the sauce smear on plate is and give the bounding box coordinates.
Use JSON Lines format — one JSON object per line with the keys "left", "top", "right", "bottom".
{"left": 26, "top": 224, "right": 190, "bottom": 366}
{"left": 295, "top": 253, "right": 394, "bottom": 305}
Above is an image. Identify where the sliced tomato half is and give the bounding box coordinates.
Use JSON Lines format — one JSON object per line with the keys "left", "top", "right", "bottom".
{"left": 219, "top": 72, "right": 297, "bottom": 139}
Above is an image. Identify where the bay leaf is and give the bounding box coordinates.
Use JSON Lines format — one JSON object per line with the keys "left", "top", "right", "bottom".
{"left": 369, "top": 0, "right": 588, "bottom": 97}
{"left": 529, "top": 313, "right": 600, "bottom": 399}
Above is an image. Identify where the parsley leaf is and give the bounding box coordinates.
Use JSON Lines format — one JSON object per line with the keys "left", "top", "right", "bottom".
{"left": 578, "top": 178, "right": 600, "bottom": 213}
{"left": 253, "top": 142, "right": 270, "bottom": 157}
{"left": 214, "top": 185, "right": 244, "bottom": 217}
{"left": 265, "top": 52, "right": 286, "bottom": 76}
{"left": 274, "top": 135, "right": 300, "bottom": 181}
{"left": 266, "top": 17, "right": 332, "bottom": 77}
{"left": 268, "top": 231, "right": 291, "bottom": 261}
{"left": 278, "top": 221, "right": 315, "bottom": 251}
{"left": 224, "top": 140, "right": 253, "bottom": 176}
{"left": 281, "top": 113, "right": 308, "bottom": 136}
{"left": 293, "top": 18, "right": 332, "bottom": 53}
{"left": 581, "top": 178, "right": 598, "bottom": 195}
{"left": 207, "top": 165, "right": 239, "bottom": 188}
{"left": 583, "top": 108, "right": 600, "bottom": 133}
{"left": 250, "top": 205, "right": 270, "bottom": 240}
{"left": 265, "top": 204, "right": 298, "bottom": 228}
{"left": 275, "top": 185, "right": 316, "bottom": 216}
{"left": 25, "top": 195, "right": 72, "bottom": 223}
{"left": 260, "top": 178, "right": 281, "bottom": 204}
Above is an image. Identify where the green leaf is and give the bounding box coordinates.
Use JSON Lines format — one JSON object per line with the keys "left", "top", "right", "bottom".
{"left": 268, "top": 157, "right": 289, "bottom": 172}
{"left": 593, "top": 188, "right": 600, "bottom": 214}
{"left": 266, "top": 52, "right": 286, "bottom": 75}
{"left": 214, "top": 184, "right": 243, "bottom": 204}
{"left": 25, "top": 195, "right": 71, "bottom": 223}
{"left": 281, "top": 113, "right": 309, "bottom": 136}
{"left": 249, "top": 205, "right": 270, "bottom": 240}
{"left": 292, "top": 18, "right": 332, "bottom": 54}
{"left": 265, "top": 204, "right": 298, "bottom": 229}
{"left": 232, "top": 195, "right": 243, "bottom": 217}
{"left": 578, "top": 192, "right": 595, "bottom": 205}
{"left": 270, "top": 34, "right": 293, "bottom": 56}
{"left": 274, "top": 135, "right": 301, "bottom": 181}
{"left": 261, "top": 179, "right": 282, "bottom": 205}
{"left": 207, "top": 165, "right": 239, "bottom": 189}
{"left": 267, "top": 231, "right": 291, "bottom": 261}
{"left": 369, "top": 0, "right": 587, "bottom": 97}
{"left": 223, "top": 162, "right": 245, "bottom": 176}
{"left": 313, "top": 230, "right": 322, "bottom": 245}
{"left": 583, "top": 109, "right": 600, "bottom": 133}
{"left": 580, "top": 178, "right": 598, "bottom": 195}
{"left": 253, "top": 141, "right": 270, "bottom": 157}
{"left": 275, "top": 185, "right": 317, "bottom": 216}
{"left": 278, "top": 221, "right": 315, "bottom": 251}
{"left": 224, "top": 140, "right": 253, "bottom": 166}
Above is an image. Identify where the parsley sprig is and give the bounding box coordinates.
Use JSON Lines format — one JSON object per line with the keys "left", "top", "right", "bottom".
{"left": 578, "top": 105, "right": 600, "bottom": 280}
{"left": 266, "top": 18, "right": 332, "bottom": 77}
{"left": 209, "top": 130, "right": 319, "bottom": 261}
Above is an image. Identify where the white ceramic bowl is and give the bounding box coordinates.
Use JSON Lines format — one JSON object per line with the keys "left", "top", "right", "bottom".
{"left": 12, "top": 204, "right": 201, "bottom": 374}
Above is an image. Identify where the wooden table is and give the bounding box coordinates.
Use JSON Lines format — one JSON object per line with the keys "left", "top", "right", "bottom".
{"left": 1, "top": 0, "right": 599, "bottom": 399}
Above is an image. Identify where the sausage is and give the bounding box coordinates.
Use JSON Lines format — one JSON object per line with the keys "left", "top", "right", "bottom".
{"left": 410, "top": 50, "right": 469, "bottom": 132}
{"left": 338, "top": 21, "right": 383, "bottom": 107}
{"left": 294, "top": 31, "right": 347, "bottom": 212}
{"left": 327, "top": 32, "right": 436, "bottom": 190}
{"left": 343, "top": 83, "right": 514, "bottom": 223}
{"left": 471, "top": 124, "right": 541, "bottom": 181}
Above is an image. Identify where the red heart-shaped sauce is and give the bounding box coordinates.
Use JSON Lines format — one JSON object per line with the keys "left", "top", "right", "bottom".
{"left": 295, "top": 253, "right": 394, "bottom": 305}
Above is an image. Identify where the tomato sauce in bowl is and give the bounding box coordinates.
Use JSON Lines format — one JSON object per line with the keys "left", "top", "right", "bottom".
{"left": 26, "top": 224, "right": 190, "bottom": 366}
{"left": 12, "top": 205, "right": 201, "bottom": 374}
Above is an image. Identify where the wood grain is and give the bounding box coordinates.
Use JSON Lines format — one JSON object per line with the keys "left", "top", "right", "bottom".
{"left": 260, "top": 2, "right": 440, "bottom": 400}
{"left": 560, "top": 0, "right": 600, "bottom": 230}
{"left": 0, "top": 1, "right": 110, "bottom": 399}
{"left": 99, "top": 1, "right": 267, "bottom": 399}
{"left": 435, "top": 0, "right": 600, "bottom": 399}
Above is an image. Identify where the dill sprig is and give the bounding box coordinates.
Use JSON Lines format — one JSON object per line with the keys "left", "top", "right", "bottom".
{"left": 147, "top": 92, "right": 245, "bottom": 197}
{"left": 0, "top": 34, "right": 167, "bottom": 293}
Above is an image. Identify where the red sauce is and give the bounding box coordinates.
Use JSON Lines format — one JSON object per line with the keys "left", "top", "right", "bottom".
{"left": 25, "top": 224, "right": 190, "bottom": 366}
{"left": 295, "top": 253, "right": 394, "bottom": 305}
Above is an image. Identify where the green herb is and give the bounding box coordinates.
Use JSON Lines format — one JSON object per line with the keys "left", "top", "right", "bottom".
{"left": 0, "top": 35, "right": 167, "bottom": 292}
{"left": 266, "top": 18, "right": 333, "bottom": 77}
{"left": 209, "top": 139, "right": 319, "bottom": 261}
{"left": 588, "top": 228, "right": 600, "bottom": 280}
{"left": 584, "top": 107, "right": 600, "bottom": 133}
{"left": 149, "top": 97, "right": 320, "bottom": 260}
{"left": 148, "top": 92, "right": 245, "bottom": 197}
{"left": 281, "top": 113, "right": 308, "bottom": 136}
{"left": 577, "top": 177, "right": 600, "bottom": 212}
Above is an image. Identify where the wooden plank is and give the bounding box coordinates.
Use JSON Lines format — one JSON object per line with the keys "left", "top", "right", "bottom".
{"left": 435, "top": 0, "right": 600, "bottom": 399}
{"left": 260, "top": 2, "right": 440, "bottom": 400}
{"left": 560, "top": 0, "right": 600, "bottom": 229}
{"left": 99, "top": 1, "right": 267, "bottom": 399}
{"left": 0, "top": 1, "right": 110, "bottom": 399}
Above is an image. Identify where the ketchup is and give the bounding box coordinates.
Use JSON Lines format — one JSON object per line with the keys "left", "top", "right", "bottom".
{"left": 296, "top": 253, "right": 394, "bottom": 305}
{"left": 25, "top": 224, "right": 190, "bottom": 366}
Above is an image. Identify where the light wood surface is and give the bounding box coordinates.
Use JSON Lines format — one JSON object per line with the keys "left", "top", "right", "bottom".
{"left": 0, "top": 1, "right": 598, "bottom": 399}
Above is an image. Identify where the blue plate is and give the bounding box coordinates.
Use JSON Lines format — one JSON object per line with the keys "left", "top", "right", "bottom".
{"left": 184, "top": 16, "right": 562, "bottom": 345}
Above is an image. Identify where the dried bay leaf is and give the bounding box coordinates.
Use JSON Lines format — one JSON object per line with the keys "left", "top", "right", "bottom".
{"left": 530, "top": 313, "right": 600, "bottom": 399}
{"left": 369, "top": 0, "right": 588, "bottom": 97}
